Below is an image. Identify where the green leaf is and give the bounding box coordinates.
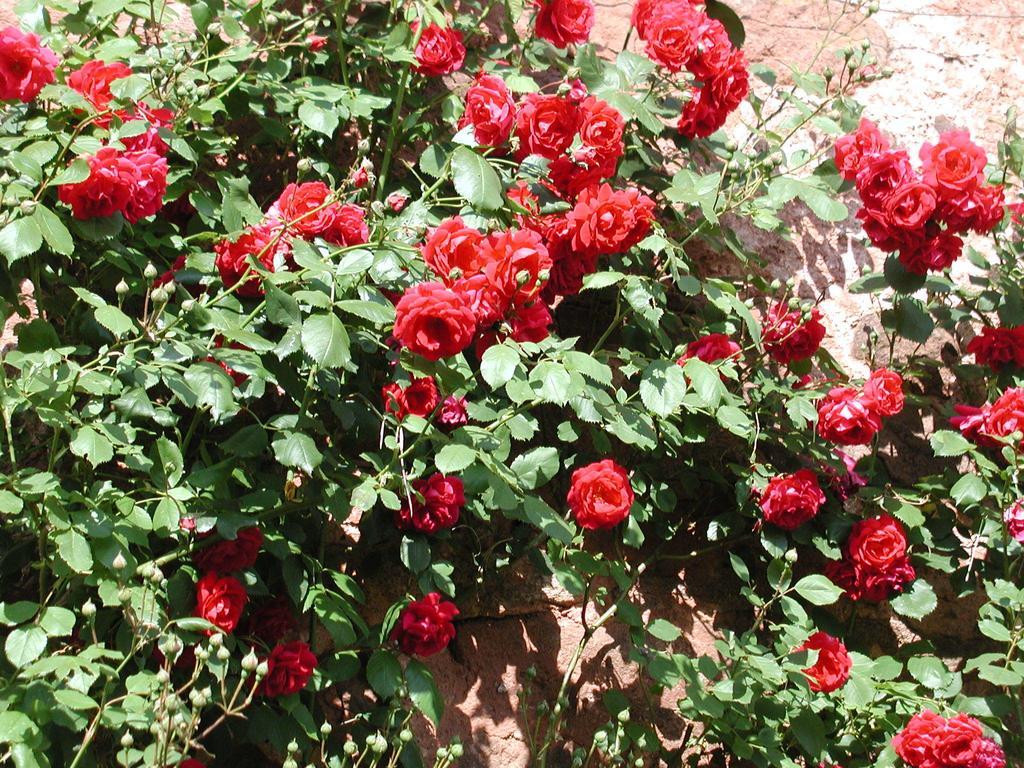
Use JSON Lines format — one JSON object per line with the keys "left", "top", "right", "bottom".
{"left": 69, "top": 426, "right": 114, "bottom": 467}
{"left": 523, "top": 496, "right": 576, "bottom": 544}
{"left": 767, "top": 177, "right": 847, "bottom": 222}
{"left": 639, "top": 361, "right": 687, "bottom": 418}
{"left": 54, "top": 530, "right": 93, "bottom": 573}
{"left": 790, "top": 710, "right": 826, "bottom": 759}
{"left": 0, "top": 215, "right": 43, "bottom": 263}
{"left": 184, "top": 363, "right": 237, "bottom": 419}
{"left": 94, "top": 304, "right": 134, "bottom": 337}
{"left": 930, "top": 430, "right": 971, "bottom": 457}
{"left": 435, "top": 444, "right": 476, "bottom": 473}
{"left": 451, "top": 146, "right": 503, "bottom": 211}
{"left": 272, "top": 432, "right": 324, "bottom": 474}
{"left": 297, "top": 101, "right": 339, "bottom": 136}
{"left": 399, "top": 536, "right": 430, "bottom": 573}
{"left": 683, "top": 358, "right": 724, "bottom": 409}
{"left": 891, "top": 579, "right": 937, "bottom": 620}
{"left": 647, "top": 618, "right": 681, "bottom": 642}
{"left": 705, "top": 0, "right": 745, "bottom": 47}
{"left": 367, "top": 650, "right": 403, "bottom": 698}
{"left": 792, "top": 574, "right": 843, "bottom": 605}
{"left": 509, "top": 447, "right": 560, "bottom": 490}
{"left": 301, "top": 313, "right": 351, "bottom": 368}
{"left": 406, "top": 660, "right": 444, "bottom": 725}
{"left": 480, "top": 343, "right": 519, "bottom": 388}
{"left": 38, "top": 607, "right": 76, "bottom": 637}
{"left": 950, "top": 474, "right": 986, "bottom": 506}
{"left": 529, "top": 362, "right": 572, "bottom": 405}
{"left": 908, "top": 656, "right": 952, "bottom": 690}
{"left": 5, "top": 626, "right": 47, "bottom": 668}
{"left": 33, "top": 205, "right": 74, "bottom": 255}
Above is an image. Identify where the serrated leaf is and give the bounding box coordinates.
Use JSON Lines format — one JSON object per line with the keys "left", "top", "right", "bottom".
{"left": 930, "top": 430, "right": 971, "bottom": 457}
{"left": 5, "top": 626, "right": 47, "bottom": 668}
{"left": 33, "top": 205, "right": 74, "bottom": 255}
{"left": 406, "top": 659, "right": 444, "bottom": 725}
{"left": 639, "top": 360, "right": 687, "bottom": 418}
{"left": 509, "top": 446, "right": 559, "bottom": 490}
{"left": 272, "top": 432, "right": 324, "bottom": 474}
{"left": 367, "top": 650, "right": 403, "bottom": 697}
{"left": 792, "top": 574, "right": 843, "bottom": 605}
{"left": 69, "top": 426, "right": 114, "bottom": 467}
{"left": 0, "top": 215, "right": 42, "bottom": 263}
{"left": 451, "top": 146, "right": 503, "bottom": 211}
{"left": 480, "top": 343, "right": 519, "bottom": 388}
{"left": 435, "top": 444, "right": 476, "bottom": 473}
{"left": 54, "top": 529, "right": 93, "bottom": 573}
{"left": 890, "top": 579, "right": 937, "bottom": 620}
{"left": 94, "top": 304, "right": 134, "bottom": 337}
{"left": 301, "top": 313, "right": 351, "bottom": 368}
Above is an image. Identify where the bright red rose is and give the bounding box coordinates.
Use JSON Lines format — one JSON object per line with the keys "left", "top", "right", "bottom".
{"left": 438, "top": 395, "right": 469, "bottom": 428}
{"left": 245, "top": 597, "right": 298, "bottom": 646}
{"left": 460, "top": 74, "right": 516, "bottom": 148}
{"left": 950, "top": 403, "right": 997, "bottom": 449}
{"left": 537, "top": 215, "right": 596, "bottom": 299}
{"left": 67, "top": 60, "right": 133, "bottom": 113}
{"left": 546, "top": 156, "right": 606, "bottom": 201}
{"left": 834, "top": 118, "right": 890, "bottom": 181}
{"left": 677, "top": 333, "right": 741, "bottom": 366}
{"left": 514, "top": 93, "right": 579, "bottom": 160}
{"left": 121, "top": 150, "right": 167, "bottom": 223}
{"left": 576, "top": 96, "right": 625, "bottom": 175}
{"left": 454, "top": 272, "right": 512, "bottom": 327}
{"left": 325, "top": 203, "right": 369, "bottom": 246}
{"left": 391, "top": 593, "right": 459, "bottom": 657}
{"left": 510, "top": 301, "right": 552, "bottom": 344}
{"left": 919, "top": 130, "right": 987, "bottom": 198}
{"left": 0, "top": 26, "right": 58, "bottom": 102}
{"left": 480, "top": 227, "right": 552, "bottom": 307}
{"left": 883, "top": 181, "right": 936, "bottom": 231}
{"left": 642, "top": 3, "right": 701, "bottom": 72}
{"left": 259, "top": 641, "right": 317, "bottom": 697}
{"left": 898, "top": 231, "right": 963, "bottom": 275}
{"left": 118, "top": 104, "right": 175, "bottom": 155}
{"left": 1004, "top": 500, "right": 1024, "bottom": 543}
{"left": 687, "top": 16, "right": 734, "bottom": 81}
{"left": 817, "top": 387, "right": 882, "bottom": 446}
{"left": 567, "top": 459, "right": 634, "bottom": 530}
{"left": 964, "top": 184, "right": 1005, "bottom": 233}
{"left": 758, "top": 468, "right": 825, "bottom": 531}
{"left": 984, "top": 387, "right": 1024, "bottom": 446}
{"left": 863, "top": 368, "right": 904, "bottom": 417}
{"left": 411, "top": 22, "right": 465, "bottom": 77}
{"left": 632, "top": 0, "right": 700, "bottom": 39}
{"left": 762, "top": 303, "right": 826, "bottom": 365}
{"left": 393, "top": 282, "right": 477, "bottom": 361}
{"left": 57, "top": 147, "right": 137, "bottom": 220}
{"left": 421, "top": 216, "right": 487, "bottom": 282}
{"left": 855, "top": 150, "right": 914, "bottom": 212}
{"left": 566, "top": 183, "right": 655, "bottom": 256}
{"left": 893, "top": 710, "right": 947, "bottom": 768}
{"left": 395, "top": 473, "right": 464, "bottom": 534}
{"left": 194, "top": 572, "right": 247, "bottom": 634}
{"left": 214, "top": 224, "right": 291, "bottom": 298}
{"left": 535, "top": 0, "right": 594, "bottom": 48}
{"left": 271, "top": 182, "right": 339, "bottom": 238}
{"left": 796, "top": 631, "right": 851, "bottom": 693}
{"left": 827, "top": 513, "right": 915, "bottom": 602}
{"left": 383, "top": 377, "right": 439, "bottom": 420}
{"left": 193, "top": 527, "right": 263, "bottom": 573}
{"left": 967, "top": 326, "right": 1024, "bottom": 371}
{"left": 893, "top": 710, "right": 1004, "bottom": 768}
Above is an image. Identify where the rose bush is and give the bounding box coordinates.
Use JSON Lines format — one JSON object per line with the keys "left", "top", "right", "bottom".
{"left": 0, "top": 0, "right": 1021, "bottom": 766}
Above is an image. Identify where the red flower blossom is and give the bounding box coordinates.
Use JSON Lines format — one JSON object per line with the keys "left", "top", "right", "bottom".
{"left": 514, "top": 93, "right": 579, "bottom": 161}
{"left": 919, "top": 130, "right": 988, "bottom": 198}
{"left": 394, "top": 473, "right": 464, "bottom": 534}
{"left": 862, "top": 368, "right": 905, "bottom": 418}
{"left": 535, "top": 0, "right": 594, "bottom": 49}
{"left": 382, "top": 376, "right": 439, "bottom": 420}
{"left": 246, "top": 597, "right": 298, "bottom": 646}
{"left": 391, "top": 593, "right": 459, "bottom": 657}
{"left": 67, "top": 60, "right": 133, "bottom": 114}
{"left": 834, "top": 118, "right": 890, "bottom": 181}
{"left": 817, "top": 387, "right": 882, "bottom": 446}
{"left": 796, "top": 631, "right": 851, "bottom": 693}
{"left": 762, "top": 303, "right": 826, "bottom": 365}
{"left": 259, "top": 641, "right": 316, "bottom": 697}
{"left": 412, "top": 22, "right": 465, "bottom": 77}
{"left": 214, "top": 224, "right": 292, "bottom": 298}
{"left": 567, "top": 459, "right": 634, "bottom": 530}
{"left": 438, "top": 395, "right": 469, "bottom": 428}
{"left": 193, "top": 527, "right": 263, "bottom": 573}
{"left": 421, "top": 216, "right": 487, "bottom": 283}
{"left": 825, "top": 513, "right": 915, "bottom": 602}
{"left": 459, "top": 73, "right": 517, "bottom": 148}
{"left": 393, "top": 282, "right": 477, "bottom": 361}
{"left": 0, "top": 26, "right": 58, "bottom": 103}
{"left": 758, "top": 469, "right": 825, "bottom": 531}
{"left": 194, "top": 572, "right": 248, "bottom": 634}
{"left": 677, "top": 333, "right": 741, "bottom": 365}
{"left": 271, "top": 182, "right": 339, "bottom": 238}
{"left": 566, "top": 183, "right": 655, "bottom": 256}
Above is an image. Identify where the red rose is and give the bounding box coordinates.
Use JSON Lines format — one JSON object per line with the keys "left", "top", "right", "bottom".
{"left": 259, "top": 641, "right": 317, "bottom": 697}
{"left": 677, "top": 333, "right": 741, "bottom": 365}
{"left": 954, "top": 184, "right": 1005, "bottom": 233}
{"left": 862, "top": 368, "right": 904, "bottom": 417}
{"left": 965, "top": 326, "right": 1024, "bottom": 372}
{"left": 393, "top": 282, "right": 477, "bottom": 361}
{"left": 438, "top": 395, "right": 469, "bottom": 428}
{"left": 758, "top": 468, "right": 825, "bottom": 531}
{"left": 193, "top": 527, "right": 263, "bottom": 573}
{"left": 883, "top": 181, "right": 936, "bottom": 231}
{"left": 762, "top": 303, "right": 826, "bottom": 365}
{"left": 984, "top": 387, "right": 1024, "bottom": 445}
{"left": 421, "top": 216, "right": 487, "bottom": 282}
{"left": 395, "top": 473, "right": 464, "bottom": 534}
{"left": 412, "top": 22, "right": 465, "bottom": 77}
{"left": 325, "top": 203, "right": 369, "bottom": 246}
{"left": 57, "top": 147, "right": 136, "bottom": 220}
{"left": 567, "top": 459, "right": 634, "bottom": 530}
{"left": 535, "top": 0, "right": 594, "bottom": 49}
{"left": 893, "top": 710, "right": 1004, "bottom": 768}
{"left": 919, "top": 130, "right": 987, "bottom": 198}
{"left": 898, "top": 231, "right": 963, "bottom": 275}
{"left": 547, "top": 156, "right": 606, "bottom": 201}
{"left": 642, "top": 3, "right": 701, "bottom": 72}
{"left": 1004, "top": 500, "right": 1024, "bottom": 543}
{"left": 194, "top": 572, "right": 247, "bottom": 634}
{"left": 245, "top": 597, "right": 298, "bottom": 646}
{"left": 391, "top": 593, "right": 459, "bottom": 657}
{"left": 893, "top": 710, "right": 947, "bottom": 768}
{"left": 687, "top": 16, "right": 734, "bottom": 80}
{"left": 214, "top": 224, "right": 292, "bottom": 298}
{"left": 121, "top": 150, "right": 167, "bottom": 223}
{"left": 566, "top": 183, "right": 655, "bottom": 256}
{"left": 67, "top": 60, "right": 133, "bottom": 114}
{"left": 950, "top": 403, "right": 997, "bottom": 448}
{"left": 454, "top": 272, "right": 511, "bottom": 327}
{"left": 537, "top": 215, "right": 596, "bottom": 300}
{"left": 632, "top": 0, "right": 700, "bottom": 39}
{"left": 796, "top": 631, "right": 851, "bottom": 693}
{"left": 386, "top": 191, "right": 409, "bottom": 212}
{"left": 118, "top": 104, "right": 174, "bottom": 155}
{"left": 382, "top": 376, "right": 439, "bottom": 420}
{"left": 271, "top": 182, "right": 339, "bottom": 238}
{"left": 460, "top": 74, "right": 516, "bottom": 148}
{"left": 576, "top": 96, "right": 625, "bottom": 175}
{"left": 855, "top": 150, "right": 914, "bottom": 212}
{"left": 817, "top": 387, "right": 882, "bottom": 446}
{"left": 480, "top": 227, "right": 552, "bottom": 308}
{"left": 827, "top": 513, "right": 915, "bottom": 602}
{"left": 0, "top": 26, "right": 58, "bottom": 103}
{"left": 510, "top": 301, "right": 552, "bottom": 344}
{"left": 514, "top": 93, "right": 579, "bottom": 161}
{"left": 834, "top": 118, "right": 890, "bottom": 182}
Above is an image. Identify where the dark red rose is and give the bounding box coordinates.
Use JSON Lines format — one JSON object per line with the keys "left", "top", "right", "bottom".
{"left": 394, "top": 473, "right": 464, "bottom": 534}
{"left": 246, "top": 597, "right": 298, "bottom": 646}
{"left": 514, "top": 93, "right": 579, "bottom": 161}
{"left": 687, "top": 16, "right": 734, "bottom": 80}
{"left": 214, "top": 224, "right": 292, "bottom": 298}
{"left": 479, "top": 227, "right": 552, "bottom": 309}
{"left": 834, "top": 118, "right": 890, "bottom": 181}
{"left": 307, "top": 34, "right": 328, "bottom": 51}
{"left": 757, "top": 468, "right": 825, "bottom": 531}
{"left": 121, "top": 150, "right": 167, "bottom": 223}
{"left": 324, "top": 203, "right": 369, "bottom": 246}
{"left": 178, "top": 759, "right": 207, "bottom": 768}
{"left": 193, "top": 527, "right": 263, "bottom": 573}
{"left": 535, "top": 0, "right": 594, "bottom": 48}
{"left": 412, "top": 22, "right": 465, "bottom": 77}
{"left": 438, "top": 395, "right": 469, "bottom": 428}
{"left": 827, "top": 513, "right": 915, "bottom": 602}
{"left": 117, "top": 104, "right": 175, "bottom": 155}
{"left": 421, "top": 216, "right": 487, "bottom": 282}
{"left": 677, "top": 333, "right": 741, "bottom": 365}
{"left": 259, "top": 641, "right": 317, "bottom": 697}
{"left": 950, "top": 403, "right": 997, "bottom": 448}
{"left": 566, "top": 183, "right": 655, "bottom": 256}
{"left": 796, "top": 631, "right": 851, "bottom": 693}
{"left": 762, "top": 303, "right": 826, "bottom": 365}
{"left": 862, "top": 368, "right": 904, "bottom": 417}
{"left": 382, "top": 377, "right": 440, "bottom": 420}
{"left": 968, "top": 326, "right": 1024, "bottom": 371}
{"left": 817, "top": 387, "right": 882, "bottom": 446}
{"left": 67, "top": 59, "right": 132, "bottom": 113}
{"left": 919, "top": 130, "right": 987, "bottom": 198}
{"left": 855, "top": 150, "right": 914, "bottom": 212}
{"left": 576, "top": 96, "right": 624, "bottom": 176}
{"left": 898, "top": 231, "right": 963, "bottom": 275}
{"left": 678, "top": 50, "right": 748, "bottom": 138}
{"left": 194, "top": 572, "right": 247, "bottom": 634}
{"left": 393, "top": 282, "right": 477, "bottom": 361}
{"left": 459, "top": 74, "right": 516, "bottom": 148}
{"left": 567, "top": 459, "right": 634, "bottom": 530}
{"left": 0, "top": 26, "right": 58, "bottom": 103}
{"left": 510, "top": 301, "right": 552, "bottom": 344}
{"left": 390, "top": 593, "right": 459, "bottom": 657}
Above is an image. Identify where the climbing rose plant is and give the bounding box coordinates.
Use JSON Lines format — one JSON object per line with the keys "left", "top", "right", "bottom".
{"left": 0, "top": 0, "right": 1021, "bottom": 766}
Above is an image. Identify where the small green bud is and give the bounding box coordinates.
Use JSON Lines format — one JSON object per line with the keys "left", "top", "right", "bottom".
{"left": 769, "top": 278, "right": 782, "bottom": 291}
{"left": 156, "top": 669, "right": 170, "bottom": 684}
{"left": 320, "top": 722, "right": 332, "bottom": 737}
{"left": 287, "top": 740, "right": 299, "bottom": 754}
{"left": 117, "top": 587, "right": 131, "bottom": 604}
{"left": 296, "top": 157, "right": 312, "bottom": 172}
{"left": 216, "top": 646, "right": 230, "bottom": 661}
{"left": 143, "top": 263, "right": 158, "bottom": 280}
{"left": 82, "top": 600, "right": 97, "bottom": 618}
{"left": 120, "top": 733, "right": 134, "bottom": 748}
{"left": 115, "top": 279, "right": 130, "bottom": 296}
{"left": 617, "top": 709, "right": 630, "bottom": 724}
{"left": 112, "top": 552, "right": 127, "bottom": 570}
{"left": 209, "top": 633, "right": 223, "bottom": 648}
{"left": 343, "top": 741, "right": 358, "bottom": 756}
{"left": 283, "top": 760, "right": 298, "bottom": 768}
{"left": 181, "top": 298, "right": 195, "bottom": 312}
{"left": 19, "top": 199, "right": 36, "bottom": 215}
{"left": 399, "top": 729, "right": 413, "bottom": 743}
{"left": 256, "top": 661, "right": 269, "bottom": 678}
{"left": 450, "top": 743, "right": 463, "bottom": 759}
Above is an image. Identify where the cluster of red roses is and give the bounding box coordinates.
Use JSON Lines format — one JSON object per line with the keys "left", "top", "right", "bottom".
{"left": 0, "top": 26, "right": 57, "bottom": 102}
{"left": 632, "top": 0, "right": 749, "bottom": 138}
{"left": 836, "top": 119, "right": 1005, "bottom": 275}
{"left": 951, "top": 387, "right": 1024, "bottom": 451}
{"left": 893, "top": 710, "right": 1006, "bottom": 768}
{"left": 214, "top": 181, "right": 368, "bottom": 298}
{"left": 965, "top": 324, "right": 1024, "bottom": 372}
{"left": 190, "top": 527, "right": 317, "bottom": 698}
{"left": 817, "top": 367, "right": 905, "bottom": 446}
{"left": 382, "top": 376, "right": 468, "bottom": 427}
{"left": 825, "top": 513, "right": 916, "bottom": 602}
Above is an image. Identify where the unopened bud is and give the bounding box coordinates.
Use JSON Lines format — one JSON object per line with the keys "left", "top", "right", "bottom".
{"left": 209, "top": 633, "right": 223, "bottom": 648}
{"left": 115, "top": 279, "right": 130, "bottom": 296}
{"left": 320, "top": 722, "right": 332, "bottom": 737}
{"left": 157, "top": 668, "right": 170, "bottom": 684}
{"left": 256, "top": 661, "right": 269, "bottom": 678}
{"left": 287, "top": 740, "right": 299, "bottom": 754}
{"left": 450, "top": 743, "right": 463, "bottom": 759}
{"left": 357, "top": 138, "right": 370, "bottom": 154}
{"left": 82, "top": 600, "right": 97, "bottom": 618}
{"left": 181, "top": 298, "right": 195, "bottom": 312}
{"left": 143, "top": 263, "right": 158, "bottom": 280}
{"left": 120, "top": 733, "right": 134, "bottom": 748}
{"left": 617, "top": 709, "right": 630, "bottom": 723}
{"left": 343, "top": 741, "right": 358, "bottom": 756}
{"left": 216, "top": 646, "right": 230, "bottom": 661}
{"left": 118, "top": 587, "right": 131, "bottom": 604}
{"left": 19, "top": 199, "right": 36, "bottom": 215}
{"left": 296, "top": 158, "right": 312, "bottom": 172}
{"left": 112, "top": 552, "right": 127, "bottom": 570}
{"left": 151, "top": 286, "right": 168, "bottom": 304}
{"left": 399, "top": 729, "right": 413, "bottom": 743}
